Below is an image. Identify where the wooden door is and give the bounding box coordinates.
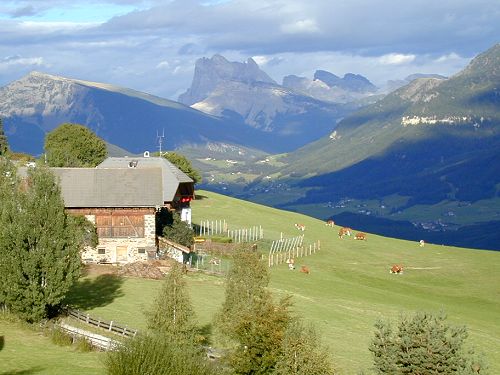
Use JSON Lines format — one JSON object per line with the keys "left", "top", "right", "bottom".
{"left": 116, "top": 246, "right": 128, "bottom": 262}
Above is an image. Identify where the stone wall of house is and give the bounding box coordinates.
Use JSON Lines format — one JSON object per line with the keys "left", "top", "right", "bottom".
{"left": 80, "top": 213, "right": 157, "bottom": 264}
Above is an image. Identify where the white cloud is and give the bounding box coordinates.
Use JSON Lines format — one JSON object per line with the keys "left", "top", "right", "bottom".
{"left": 280, "top": 18, "right": 319, "bottom": 34}
{"left": 378, "top": 53, "right": 416, "bottom": 65}
{"left": 0, "top": 0, "right": 498, "bottom": 99}
{"left": 435, "top": 52, "right": 462, "bottom": 63}
{"left": 251, "top": 55, "right": 270, "bottom": 66}
{"left": 156, "top": 61, "right": 170, "bottom": 69}
{"left": 0, "top": 55, "right": 44, "bottom": 67}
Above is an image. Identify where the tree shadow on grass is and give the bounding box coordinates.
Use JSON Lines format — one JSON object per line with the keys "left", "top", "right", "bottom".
{"left": 0, "top": 367, "right": 44, "bottom": 375}
{"left": 64, "top": 274, "right": 125, "bottom": 310}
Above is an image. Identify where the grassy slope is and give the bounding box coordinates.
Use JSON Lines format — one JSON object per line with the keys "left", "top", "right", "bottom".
{"left": 2, "top": 190, "right": 498, "bottom": 375}
{"left": 0, "top": 319, "right": 103, "bottom": 375}
{"left": 191, "top": 191, "right": 500, "bottom": 374}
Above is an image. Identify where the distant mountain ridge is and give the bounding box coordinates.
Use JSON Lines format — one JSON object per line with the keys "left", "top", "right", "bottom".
{"left": 177, "top": 54, "right": 355, "bottom": 144}
{"left": 282, "top": 70, "right": 378, "bottom": 104}
{"left": 384, "top": 73, "right": 448, "bottom": 93}
{"left": 0, "top": 71, "right": 268, "bottom": 155}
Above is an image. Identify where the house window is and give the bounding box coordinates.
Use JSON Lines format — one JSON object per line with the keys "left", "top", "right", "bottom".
{"left": 98, "top": 248, "right": 106, "bottom": 255}
{"left": 95, "top": 214, "right": 145, "bottom": 238}
{"left": 137, "top": 248, "right": 146, "bottom": 254}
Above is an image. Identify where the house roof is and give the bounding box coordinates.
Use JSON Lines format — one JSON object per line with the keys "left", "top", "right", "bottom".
{"left": 50, "top": 168, "right": 164, "bottom": 208}
{"left": 97, "top": 157, "right": 193, "bottom": 204}
{"left": 18, "top": 156, "right": 194, "bottom": 208}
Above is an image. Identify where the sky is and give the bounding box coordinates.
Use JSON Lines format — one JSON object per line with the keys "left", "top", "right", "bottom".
{"left": 0, "top": 0, "right": 499, "bottom": 100}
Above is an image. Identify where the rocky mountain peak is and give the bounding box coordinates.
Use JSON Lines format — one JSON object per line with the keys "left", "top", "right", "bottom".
{"left": 178, "top": 54, "right": 276, "bottom": 105}
{"left": 313, "top": 70, "right": 340, "bottom": 87}
{"left": 313, "top": 70, "right": 377, "bottom": 93}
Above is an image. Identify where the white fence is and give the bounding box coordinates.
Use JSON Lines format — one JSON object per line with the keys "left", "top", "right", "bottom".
{"left": 58, "top": 322, "right": 121, "bottom": 351}
{"left": 198, "top": 219, "right": 264, "bottom": 243}
{"left": 268, "top": 235, "right": 320, "bottom": 267}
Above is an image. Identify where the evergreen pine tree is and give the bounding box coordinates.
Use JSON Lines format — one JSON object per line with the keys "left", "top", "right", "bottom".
{"left": 0, "top": 164, "right": 83, "bottom": 322}
{"left": 369, "top": 311, "right": 487, "bottom": 374}
{"left": 0, "top": 117, "right": 9, "bottom": 156}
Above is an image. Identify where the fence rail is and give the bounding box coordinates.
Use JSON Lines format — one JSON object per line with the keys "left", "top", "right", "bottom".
{"left": 58, "top": 322, "right": 121, "bottom": 351}
{"left": 64, "top": 307, "right": 138, "bottom": 338}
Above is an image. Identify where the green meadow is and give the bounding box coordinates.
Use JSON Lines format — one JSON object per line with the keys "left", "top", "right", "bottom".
{"left": 1, "top": 190, "right": 499, "bottom": 375}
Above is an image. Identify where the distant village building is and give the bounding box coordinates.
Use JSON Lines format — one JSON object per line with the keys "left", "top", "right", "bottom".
{"left": 21, "top": 156, "right": 194, "bottom": 264}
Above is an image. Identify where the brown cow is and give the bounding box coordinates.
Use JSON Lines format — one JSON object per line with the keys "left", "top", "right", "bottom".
{"left": 390, "top": 264, "right": 404, "bottom": 274}
{"left": 338, "top": 227, "right": 352, "bottom": 239}
{"left": 294, "top": 223, "right": 306, "bottom": 231}
{"left": 300, "top": 265, "right": 310, "bottom": 274}
{"left": 326, "top": 219, "right": 335, "bottom": 227}
{"left": 355, "top": 232, "right": 367, "bottom": 241}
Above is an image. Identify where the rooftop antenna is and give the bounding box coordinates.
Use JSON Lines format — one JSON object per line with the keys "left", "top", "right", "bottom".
{"left": 157, "top": 129, "right": 166, "bottom": 157}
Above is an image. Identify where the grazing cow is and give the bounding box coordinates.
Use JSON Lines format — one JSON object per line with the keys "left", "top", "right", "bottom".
{"left": 355, "top": 232, "right": 367, "bottom": 241}
{"left": 300, "top": 265, "right": 310, "bottom": 274}
{"left": 338, "top": 227, "right": 352, "bottom": 239}
{"left": 419, "top": 240, "right": 425, "bottom": 247}
{"left": 390, "top": 264, "right": 404, "bottom": 274}
{"left": 326, "top": 219, "right": 335, "bottom": 227}
{"left": 294, "top": 223, "right": 306, "bottom": 231}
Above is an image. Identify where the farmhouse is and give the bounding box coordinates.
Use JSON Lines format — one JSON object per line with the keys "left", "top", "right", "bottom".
{"left": 22, "top": 155, "right": 194, "bottom": 264}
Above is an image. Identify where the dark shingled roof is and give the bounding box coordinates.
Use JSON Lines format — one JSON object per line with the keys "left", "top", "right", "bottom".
{"left": 50, "top": 168, "right": 163, "bottom": 208}
{"left": 17, "top": 156, "right": 194, "bottom": 208}
{"left": 97, "top": 157, "right": 193, "bottom": 203}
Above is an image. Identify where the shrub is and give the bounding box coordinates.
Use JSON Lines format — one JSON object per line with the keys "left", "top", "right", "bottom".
{"left": 50, "top": 327, "right": 73, "bottom": 347}
{"left": 74, "top": 337, "right": 94, "bottom": 352}
{"left": 105, "top": 333, "right": 223, "bottom": 375}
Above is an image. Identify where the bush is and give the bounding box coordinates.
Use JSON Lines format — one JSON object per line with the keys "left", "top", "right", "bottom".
{"left": 74, "top": 337, "right": 94, "bottom": 352}
{"left": 50, "top": 327, "right": 73, "bottom": 347}
{"left": 105, "top": 334, "right": 224, "bottom": 375}
{"left": 208, "top": 236, "right": 233, "bottom": 244}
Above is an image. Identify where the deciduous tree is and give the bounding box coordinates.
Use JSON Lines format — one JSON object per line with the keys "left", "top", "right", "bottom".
{"left": 161, "top": 151, "right": 202, "bottom": 184}
{"left": 274, "top": 320, "right": 335, "bottom": 375}
{"left": 216, "top": 246, "right": 291, "bottom": 375}
{"left": 44, "top": 123, "right": 107, "bottom": 167}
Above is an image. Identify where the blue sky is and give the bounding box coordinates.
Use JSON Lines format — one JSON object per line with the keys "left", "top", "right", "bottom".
{"left": 0, "top": 0, "right": 498, "bottom": 99}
